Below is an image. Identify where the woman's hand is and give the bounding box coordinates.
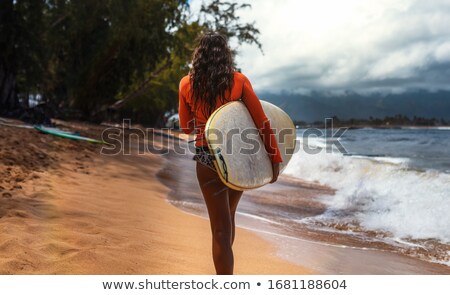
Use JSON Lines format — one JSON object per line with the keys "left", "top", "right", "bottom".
{"left": 270, "top": 162, "right": 280, "bottom": 183}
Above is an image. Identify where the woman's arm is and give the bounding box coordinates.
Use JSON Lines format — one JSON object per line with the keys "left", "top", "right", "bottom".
{"left": 241, "top": 76, "right": 283, "bottom": 164}
{"left": 178, "top": 79, "right": 195, "bottom": 134}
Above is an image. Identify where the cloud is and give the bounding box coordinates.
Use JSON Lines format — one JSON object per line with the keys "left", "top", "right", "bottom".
{"left": 190, "top": 0, "right": 450, "bottom": 94}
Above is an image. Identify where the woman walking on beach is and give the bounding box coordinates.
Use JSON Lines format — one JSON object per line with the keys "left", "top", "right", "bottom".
{"left": 178, "top": 32, "right": 283, "bottom": 275}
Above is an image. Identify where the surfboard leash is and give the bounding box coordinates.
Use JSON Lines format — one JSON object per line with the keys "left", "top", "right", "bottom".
{"left": 215, "top": 148, "right": 228, "bottom": 183}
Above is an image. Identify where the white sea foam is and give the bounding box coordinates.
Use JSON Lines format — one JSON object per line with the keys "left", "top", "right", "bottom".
{"left": 237, "top": 212, "right": 283, "bottom": 225}
{"left": 284, "top": 140, "right": 450, "bottom": 243}
{"left": 351, "top": 155, "right": 411, "bottom": 166}
{"left": 302, "top": 136, "right": 327, "bottom": 149}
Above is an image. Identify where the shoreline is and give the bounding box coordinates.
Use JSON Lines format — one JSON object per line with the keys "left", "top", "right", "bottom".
{"left": 158, "top": 131, "right": 450, "bottom": 274}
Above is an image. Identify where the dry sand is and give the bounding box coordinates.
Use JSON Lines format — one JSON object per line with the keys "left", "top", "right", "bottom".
{"left": 0, "top": 121, "right": 311, "bottom": 274}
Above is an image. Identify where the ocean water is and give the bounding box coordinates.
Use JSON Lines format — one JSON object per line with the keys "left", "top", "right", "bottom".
{"left": 284, "top": 127, "right": 450, "bottom": 265}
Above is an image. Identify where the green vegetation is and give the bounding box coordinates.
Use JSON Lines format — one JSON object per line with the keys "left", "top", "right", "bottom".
{"left": 0, "top": 0, "right": 261, "bottom": 125}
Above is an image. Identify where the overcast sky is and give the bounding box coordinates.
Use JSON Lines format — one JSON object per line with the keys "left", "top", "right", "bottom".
{"left": 189, "top": 0, "right": 450, "bottom": 94}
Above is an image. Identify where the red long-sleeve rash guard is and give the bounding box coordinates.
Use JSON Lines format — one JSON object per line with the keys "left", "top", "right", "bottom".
{"left": 178, "top": 72, "right": 283, "bottom": 164}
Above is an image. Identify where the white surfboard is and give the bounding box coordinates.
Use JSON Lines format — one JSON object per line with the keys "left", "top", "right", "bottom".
{"left": 204, "top": 100, "right": 296, "bottom": 191}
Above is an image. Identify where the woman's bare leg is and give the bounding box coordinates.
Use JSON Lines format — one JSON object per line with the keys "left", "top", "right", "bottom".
{"left": 196, "top": 162, "right": 234, "bottom": 275}
{"left": 228, "top": 189, "right": 243, "bottom": 245}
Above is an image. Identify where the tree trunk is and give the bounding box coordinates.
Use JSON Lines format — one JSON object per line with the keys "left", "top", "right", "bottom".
{"left": 0, "top": 60, "right": 17, "bottom": 112}
{"left": 0, "top": 0, "right": 18, "bottom": 113}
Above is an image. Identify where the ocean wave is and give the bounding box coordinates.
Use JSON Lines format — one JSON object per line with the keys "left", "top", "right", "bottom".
{"left": 298, "top": 137, "right": 327, "bottom": 149}
{"left": 348, "top": 155, "right": 411, "bottom": 165}
{"left": 283, "top": 148, "right": 450, "bottom": 244}
{"left": 385, "top": 137, "right": 414, "bottom": 142}
{"left": 402, "top": 126, "right": 450, "bottom": 131}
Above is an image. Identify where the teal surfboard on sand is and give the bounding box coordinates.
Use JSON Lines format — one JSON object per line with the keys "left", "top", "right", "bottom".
{"left": 34, "top": 126, "right": 105, "bottom": 144}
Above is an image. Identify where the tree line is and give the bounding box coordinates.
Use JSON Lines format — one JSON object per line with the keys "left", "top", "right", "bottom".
{"left": 0, "top": 0, "right": 261, "bottom": 125}
{"left": 295, "top": 114, "right": 449, "bottom": 128}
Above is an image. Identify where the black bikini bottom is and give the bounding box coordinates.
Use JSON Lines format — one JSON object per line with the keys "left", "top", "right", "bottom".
{"left": 193, "top": 146, "right": 216, "bottom": 172}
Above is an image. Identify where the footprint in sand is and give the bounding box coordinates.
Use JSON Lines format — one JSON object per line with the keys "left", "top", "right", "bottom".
{"left": 2, "top": 192, "right": 12, "bottom": 198}
{"left": 12, "top": 210, "right": 28, "bottom": 218}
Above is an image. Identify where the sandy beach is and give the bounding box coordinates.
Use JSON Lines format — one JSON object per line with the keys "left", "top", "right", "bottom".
{"left": 0, "top": 120, "right": 311, "bottom": 274}
{"left": 1, "top": 119, "right": 448, "bottom": 274}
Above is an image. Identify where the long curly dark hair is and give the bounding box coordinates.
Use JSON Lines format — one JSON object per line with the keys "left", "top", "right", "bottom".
{"left": 189, "top": 32, "right": 235, "bottom": 117}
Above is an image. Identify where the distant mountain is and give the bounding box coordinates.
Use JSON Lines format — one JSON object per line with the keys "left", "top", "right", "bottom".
{"left": 260, "top": 90, "right": 450, "bottom": 122}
